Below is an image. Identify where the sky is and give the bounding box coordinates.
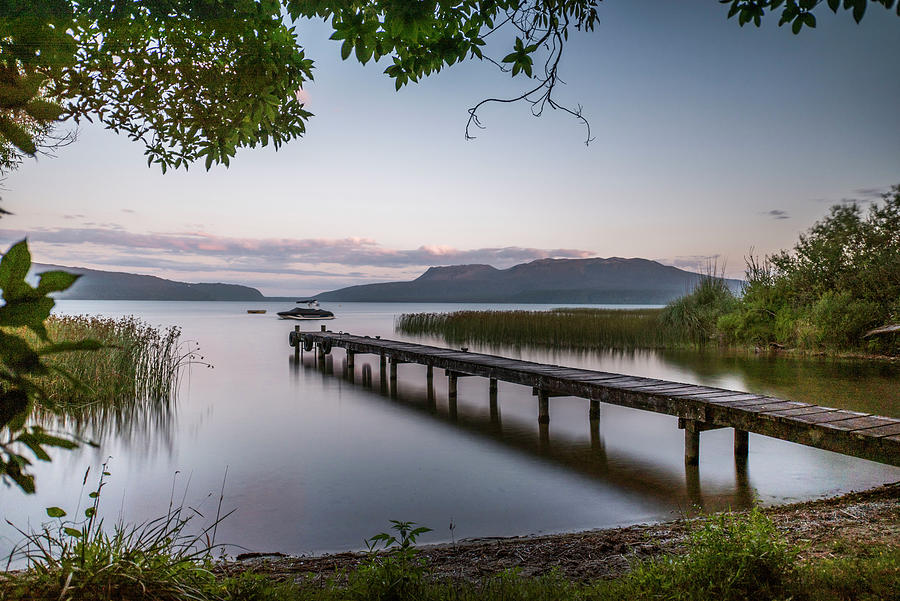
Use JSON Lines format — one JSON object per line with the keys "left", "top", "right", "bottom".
{"left": 1, "top": 1, "right": 898, "bottom": 296}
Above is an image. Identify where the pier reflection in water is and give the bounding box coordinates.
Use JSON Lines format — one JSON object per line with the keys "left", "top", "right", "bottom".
{"left": 292, "top": 350, "right": 756, "bottom": 514}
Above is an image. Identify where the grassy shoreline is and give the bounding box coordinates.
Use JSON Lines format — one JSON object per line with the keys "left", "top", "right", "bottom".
{"left": 396, "top": 307, "right": 900, "bottom": 360}
{"left": 4, "top": 484, "right": 896, "bottom": 600}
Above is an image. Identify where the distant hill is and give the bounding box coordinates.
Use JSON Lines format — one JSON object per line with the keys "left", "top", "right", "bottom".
{"left": 317, "top": 258, "right": 743, "bottom": 304}
{"left": 31, "top": 264, "right": 266, "bottom": 301}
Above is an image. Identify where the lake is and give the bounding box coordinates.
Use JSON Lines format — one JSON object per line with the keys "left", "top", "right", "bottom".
{"left": 2, "top": 300, "right": 898, "bottom": 560}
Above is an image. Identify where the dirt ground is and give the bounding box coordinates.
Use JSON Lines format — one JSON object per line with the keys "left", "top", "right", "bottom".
{"left": 225, "top": 482, "right": 900, "bottom": 583}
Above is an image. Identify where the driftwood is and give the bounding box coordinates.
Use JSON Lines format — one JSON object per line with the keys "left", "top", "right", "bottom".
{"left": 864, "top": 324, "right": 900, "bottom": 338}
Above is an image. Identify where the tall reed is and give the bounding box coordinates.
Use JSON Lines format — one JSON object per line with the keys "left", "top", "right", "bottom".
{"left": 396, "top": 308, "right": 679, "bottom": 350}
{"left": 31, "top": 315, "right": 201, "bottom": 407}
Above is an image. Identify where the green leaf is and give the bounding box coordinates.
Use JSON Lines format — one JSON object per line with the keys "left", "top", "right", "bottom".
{"left": 63, "top": 527, "right": 82, "bottom": 538}
{"left": 46, "top": 506, "right": 66, "bottom": 518}
{"left": 0, "top": 240, "right": 32, "bottom": 299}
{"left": 84, "top": 507, "right": 96, "bottom": 518}
{"left": 36, "top": 270, "right": 79, "bottom": 294}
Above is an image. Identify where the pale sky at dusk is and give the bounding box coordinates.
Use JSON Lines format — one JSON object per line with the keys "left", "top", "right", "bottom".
{"left": 1, "top": 2, "right": 898, "bottom": 296}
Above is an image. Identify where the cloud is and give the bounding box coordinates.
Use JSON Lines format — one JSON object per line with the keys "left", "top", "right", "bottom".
{"left": 853, "top": 187, "right": 887, "bottom": 200}
{"left": 764, "top": 209, "right": 790, "bottom": 220}
{"left": 0, "top": 227, "right": 595, "bottom": 271}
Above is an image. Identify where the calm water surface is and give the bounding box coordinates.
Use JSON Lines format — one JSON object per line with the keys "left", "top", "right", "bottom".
{"left": 2, "top": 301, "right": 898, "bottom": 558}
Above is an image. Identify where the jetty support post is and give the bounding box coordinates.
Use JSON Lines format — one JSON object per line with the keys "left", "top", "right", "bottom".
{"left": 538, "top": 390, "right": 550, "bottom": 424}
{"left": 347, "top": 351, "right": 354, "bottom": 369}
{"left": 293, "top": 325, "right": 300, "bottom": 362}
{"left": 390, "top": 359, "right": 398, "bottom": 382}
{"left": 448, "top": 373, "right": 458, "bottom": 399}
{"left": 734, "top": 429, "right": 749, "bottom": 462}
{"left": 684, "top": 421, "right": 700, "bottom": 466}
{"left": 532, "top": 387, "right": 564, "bottom": 424}
{"left": 426, "top": 364, "right": 433, "bottom": 382}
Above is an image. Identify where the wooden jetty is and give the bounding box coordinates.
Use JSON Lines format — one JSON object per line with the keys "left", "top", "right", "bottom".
{"left": 290, "top": 327, "right": 900, "bottom": 468}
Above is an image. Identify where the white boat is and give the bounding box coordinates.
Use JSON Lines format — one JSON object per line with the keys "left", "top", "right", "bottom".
{"left": 277, "top": 299, "right": 335, "bottom": 320}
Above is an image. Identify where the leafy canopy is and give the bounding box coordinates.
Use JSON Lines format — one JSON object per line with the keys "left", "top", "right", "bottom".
{"left": 2, "top": 0, "right": 898, "bottom": 174}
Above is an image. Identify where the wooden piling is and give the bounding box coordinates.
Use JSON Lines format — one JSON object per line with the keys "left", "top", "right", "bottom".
{"left": 347, "top": 351, "right": 354, "bottom": 369}
{"left": 734, "top": 429, "right": 749, "bottom": 461}
{"left": 448, "top": 373, "right": 458, "bottom": 399}
{"left": 390, "top": 360, "right": 398, "bottom": 381}
{"left": 684, "top": 420, "right": 700, "bottom": 465}
{"left": 538, "top": 390, "right": 550, "bottom": 424}
{"left": 589, "top": 398, "right": 600, "bottom": 420}
{"left": 293, "top": 325, "right": 300, "bottom": 361}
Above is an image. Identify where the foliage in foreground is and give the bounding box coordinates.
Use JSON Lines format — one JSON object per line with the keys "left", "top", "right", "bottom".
{"left": 4, "top": 507, "right": 898, "bottom": 601}
{"left": 0, "top": 240, "right": 98, "bottom": 493}
{"left": 3, "top": 466, "right": 226, "bottom": 601}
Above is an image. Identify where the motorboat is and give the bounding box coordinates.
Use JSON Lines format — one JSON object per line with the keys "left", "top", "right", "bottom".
{"left": 277, "top": 299, "right": 335, "bottom": 320}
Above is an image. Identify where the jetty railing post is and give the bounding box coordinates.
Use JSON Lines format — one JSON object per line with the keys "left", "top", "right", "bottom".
{"left": 538, "top": 390, "right": 550, "bottom": 424}
{"left": 684, "top": 420, "right": 701, "bottom": 465}
{"left": 734, "top": 429, "right": 749, "bottom": 462}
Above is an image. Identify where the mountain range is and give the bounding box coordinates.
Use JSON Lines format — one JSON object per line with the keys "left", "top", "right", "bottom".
{"left": 317, "top": 258, "right": 742, "bottom": 304}
{"left": 31, "top": 264, "right": 266, "bottom": 301}
{"left": 23, "top": 258, "right": 741, "bottom": 303}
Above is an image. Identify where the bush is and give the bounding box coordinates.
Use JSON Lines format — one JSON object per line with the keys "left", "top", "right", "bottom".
{"left": 660, "top": 273, "right": 738, "bottom": 346}
{"left": 598, "top": 509, "right": 796, "bottom": 601}
{"left": 809, "top": 291, "right": 881, "bottom": 349}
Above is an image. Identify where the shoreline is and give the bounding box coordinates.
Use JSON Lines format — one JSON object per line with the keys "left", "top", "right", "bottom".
{"left": 226, "top": 482, "right": 900, "bottom": 583}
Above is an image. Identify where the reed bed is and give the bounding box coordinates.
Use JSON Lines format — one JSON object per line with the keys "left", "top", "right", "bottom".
{"left": 25, "top": 315, "right": 201, "bottom": 409}
{"left": 395, "top": 308, "right": 681, "bottom": 350}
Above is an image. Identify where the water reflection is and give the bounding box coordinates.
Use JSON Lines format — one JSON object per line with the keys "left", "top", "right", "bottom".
{"left": 298, "top": 350, "right": 759, "bottom": 515}
{"left": 33, "top": 393, "right": 177, "bottom": 459}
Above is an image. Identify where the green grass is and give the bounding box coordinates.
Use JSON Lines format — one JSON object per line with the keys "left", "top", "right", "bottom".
{"left": 395, "top": 308, "right": 680, "bottom": 350}
{"left": 5, "top": 508, "right": 896, "bottom": 601}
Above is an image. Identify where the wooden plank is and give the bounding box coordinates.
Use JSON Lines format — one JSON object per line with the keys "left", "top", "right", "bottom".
{"left": 793, "top": 410, "right": 868, "bottom": 425}
{"left": 858, "top": 422, "right": 900, "bottom": 438}
{"left": 732, "top": 401, "right": 806, "bottom": 413}
{"left": 764, "top": 406, "right": 839, "bottom": 417}
{"left": 832, "top": 416, "right": 900, "bottom": 432}
{"left": 706, "top": 394, "right": 772, "bottom": 405}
